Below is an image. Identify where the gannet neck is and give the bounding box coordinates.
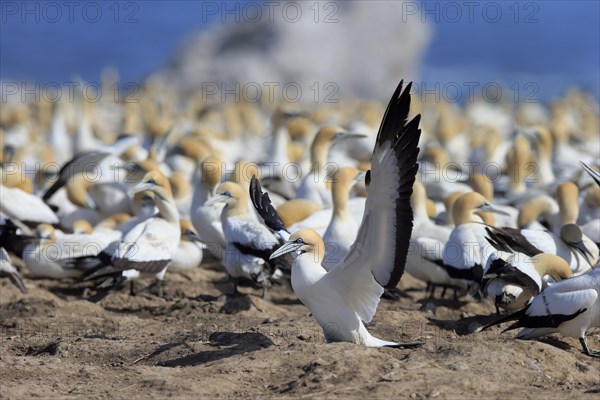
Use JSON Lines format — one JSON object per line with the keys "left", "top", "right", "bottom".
{"left": 531, "top": 253, "right": 573, "bottom": 281}
{"left": 169, "top": 172, "right": 190, "bottom": 201}
{"left": 557, "top": 181, "right": 579, "bottom": 225}
{"left": 155, "top": 194, "right": 180, "bottom": 224}
{"left": 410, "top": 182, "right": 430, "bottom": 220}
{"left": 310, "top": 126, "right": 339, "bottom": 172}
{"left": 507, "top": 135, "right": 531, "bottom": 193}
{"left": 66, "top": 174, "right": 94, "bottom": 209}
{"left": 471, "top": 174, "right": 493, "bottom": 201}
{"left": 332, "top": 167, "right": 359, "bottom": 219}
{"left": 193, "top": 155, "right": 222, "bottom": 208}
{"left": 517, "top": 195, "right": 559, "bottom": 227}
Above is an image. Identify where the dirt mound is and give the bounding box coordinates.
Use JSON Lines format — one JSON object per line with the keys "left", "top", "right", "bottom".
{"left": 1, "top": 269, "right": 598, "bottom": 399}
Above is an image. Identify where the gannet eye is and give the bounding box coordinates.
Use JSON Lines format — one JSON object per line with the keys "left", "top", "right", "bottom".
{"left": 147, "top": 178, "right": 156, "bottom": 185}
{"left": 223, "top": 191, "right": 231, "bottom": 197}
{"left": 295, "top": 238, "right": 304, "bottom": 244}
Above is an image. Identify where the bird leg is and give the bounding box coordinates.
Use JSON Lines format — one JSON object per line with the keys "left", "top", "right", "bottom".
{"left": 441, "top": 286, "right": 447, "bottom": 299}
{"left": 495, "top": 304, "right": 501, "bottom": 316}
{"left": 261, "top": 285, "right": 269, "bottom": 300}
{"left": 231, "top": 277, "right": 241, "bottom": 297}
{"left": 428, "top": 284, "right": 436, "bottom": 299}
{"left": 425, "top": 282, "right": 432, "bottom": 293}
{"left": 580, "top": 337, "right": 600, "bottom": 358}
{"left": 129, "top": 281, "right": 136, "bottom": 296}
{"left": 155, "top": 279, "right": 164, "bottom": 298}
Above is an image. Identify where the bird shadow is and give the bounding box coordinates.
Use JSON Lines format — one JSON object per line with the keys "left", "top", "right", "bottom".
{"left": 155, "top": 332, "right": 274, "bottom": 367}
{"left": 45, "top": 283, "right": 91, "bottom": 299}
{"left": 269, "top": 296, "right": 302, "bottom": 306}
{"left": 536, "top": 336, "right": 572, "bottom": 352}
{"left": 417, "top": 297, "right": 470, "bottom": 310}
{"left": 190, "top": 293, "right": 255, "bottom": 314}
{"left": 427, "top": 314, "right": 500, "bottom": 336}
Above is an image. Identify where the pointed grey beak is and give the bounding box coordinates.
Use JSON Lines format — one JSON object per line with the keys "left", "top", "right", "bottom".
{"left": 270, "top": 241, "right": 303, "bottom": 260}
{"left": 477, "top": 203, "right": 510, "bottom": 216}
{"left": 282, "top": 111, "right": 309, "bottom": 119}
{"left": 571, "top": 240, "right": 593, "bottom": 265}
{"left": 185, "top": 231, "right": 207, "bottom": 249}
{"left": 185, "top": 230, "right": 203, "bottom": 243}
{"left": 334, "top": 131, "right": 367, "bottom": 141}
{"left": 205, "top": 194, "right": 230, "bottom": 206}
{"left": 131, "top": 181, "right": 154, "bottom": 195}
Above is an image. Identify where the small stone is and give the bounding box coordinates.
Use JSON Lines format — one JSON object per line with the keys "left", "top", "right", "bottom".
{"left": 380, "top": 371, "right": 401, "bottom": 382}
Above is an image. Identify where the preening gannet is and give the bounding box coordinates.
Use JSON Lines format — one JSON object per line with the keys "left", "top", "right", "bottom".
{"left": 480, "top": 266, "right": 600, "bottom": 358}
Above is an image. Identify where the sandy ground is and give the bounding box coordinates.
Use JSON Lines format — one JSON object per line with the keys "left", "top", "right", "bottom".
{"left": 1, "top": 264, "right": 599, "bottom": 399}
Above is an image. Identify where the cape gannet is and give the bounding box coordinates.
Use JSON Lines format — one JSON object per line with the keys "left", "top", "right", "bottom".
{"left": 86, "top": 171, "right": 180, "bottom": 297}
{"left": 252, "top": 80, "right": 422, "bottom": 347}
{"left": 480, "top": 266, "right": 600, "bottom": 358}
{"left": 206, "top": 181, "right": 288, "bottom": 297}
{"left": 483, "top": 252, "right": 572, "bottom": 313}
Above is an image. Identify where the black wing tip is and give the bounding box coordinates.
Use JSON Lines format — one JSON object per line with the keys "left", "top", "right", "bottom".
{"left": 249, "top": 175, "right": 289, "bottom": 233}
{"left": 477, "top": 307, "right": 528, "bottom": 332}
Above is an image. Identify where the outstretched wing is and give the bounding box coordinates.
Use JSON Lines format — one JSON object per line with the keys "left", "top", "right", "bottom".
{"left": 323, "top": 80, "right": 421, "bottom": 322}
{"left": 250, "top": 176, "right": 290, "bottom": 241}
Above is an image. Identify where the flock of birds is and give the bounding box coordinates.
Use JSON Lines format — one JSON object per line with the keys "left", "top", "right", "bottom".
{"left": 0, "top": 78, "right": 599, "bottom": 357}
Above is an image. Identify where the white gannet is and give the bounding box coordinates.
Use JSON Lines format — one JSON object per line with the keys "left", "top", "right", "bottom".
{"left": 404, "top": 182, "right": 462, "bottom": 297}
{"left": 485, "top": 182, "right": 599, "bottom": 276}
{"left": 480, "top": 266, "right": 600, "bottom": 358}
{"left": 441, "top": 192, "right": 510, "bottom": 289}
{"left": 86, "top": 171, "right": 181, "bottom": 297}
{"left": 206, "top": 181, "right": 286, "bottom": 296}
{"left": 22, "top": 223, "right": 116, "bottom": 279}
{"left": 253, "top": 80, "right": 423, "bottom": 347}
{"left": 190, "top": 155, "right": 226, "bottom": 260}
{"left": 0, "top": 247, "right": 27, "bottom": 293}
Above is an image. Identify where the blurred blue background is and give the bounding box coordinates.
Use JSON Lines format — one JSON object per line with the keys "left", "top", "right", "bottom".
{"left": 1, "top": 0, "right": 598, "bottom": 100}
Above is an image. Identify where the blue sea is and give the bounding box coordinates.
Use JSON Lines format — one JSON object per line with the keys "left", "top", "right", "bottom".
{"left": 1, "top": 1, "right": 598, "bottom": 101}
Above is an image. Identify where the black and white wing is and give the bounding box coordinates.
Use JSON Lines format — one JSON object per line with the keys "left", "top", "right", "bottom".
{"left": 322, "top": 80, "right": 421, "bottom": 322}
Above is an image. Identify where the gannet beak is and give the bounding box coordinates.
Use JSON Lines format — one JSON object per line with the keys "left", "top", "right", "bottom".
{"left": 477, "top": 203, "right": 510, "bottom": 216}
{"left": 186, "top": 231, "right": 207, "bottom": 250}
{"left": 270, "top": 241, "right": 303, "bottom": 260}
{"left": 132, "top": 182, "right": 154, "bottom": 195}
{"left": 205, "top": 194, "right": 230, "bottom": 206}
{"left": 334, "top": 131, "right": 367, "bottom": 141}
{"left": 185, "top": 230, "right": 203, "bottom": 243}
{"left": 282, "top": 111, "right": 309, "bottom": 119}
{"left": 571, "top": 240, "right": 593, "bottom": 265}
